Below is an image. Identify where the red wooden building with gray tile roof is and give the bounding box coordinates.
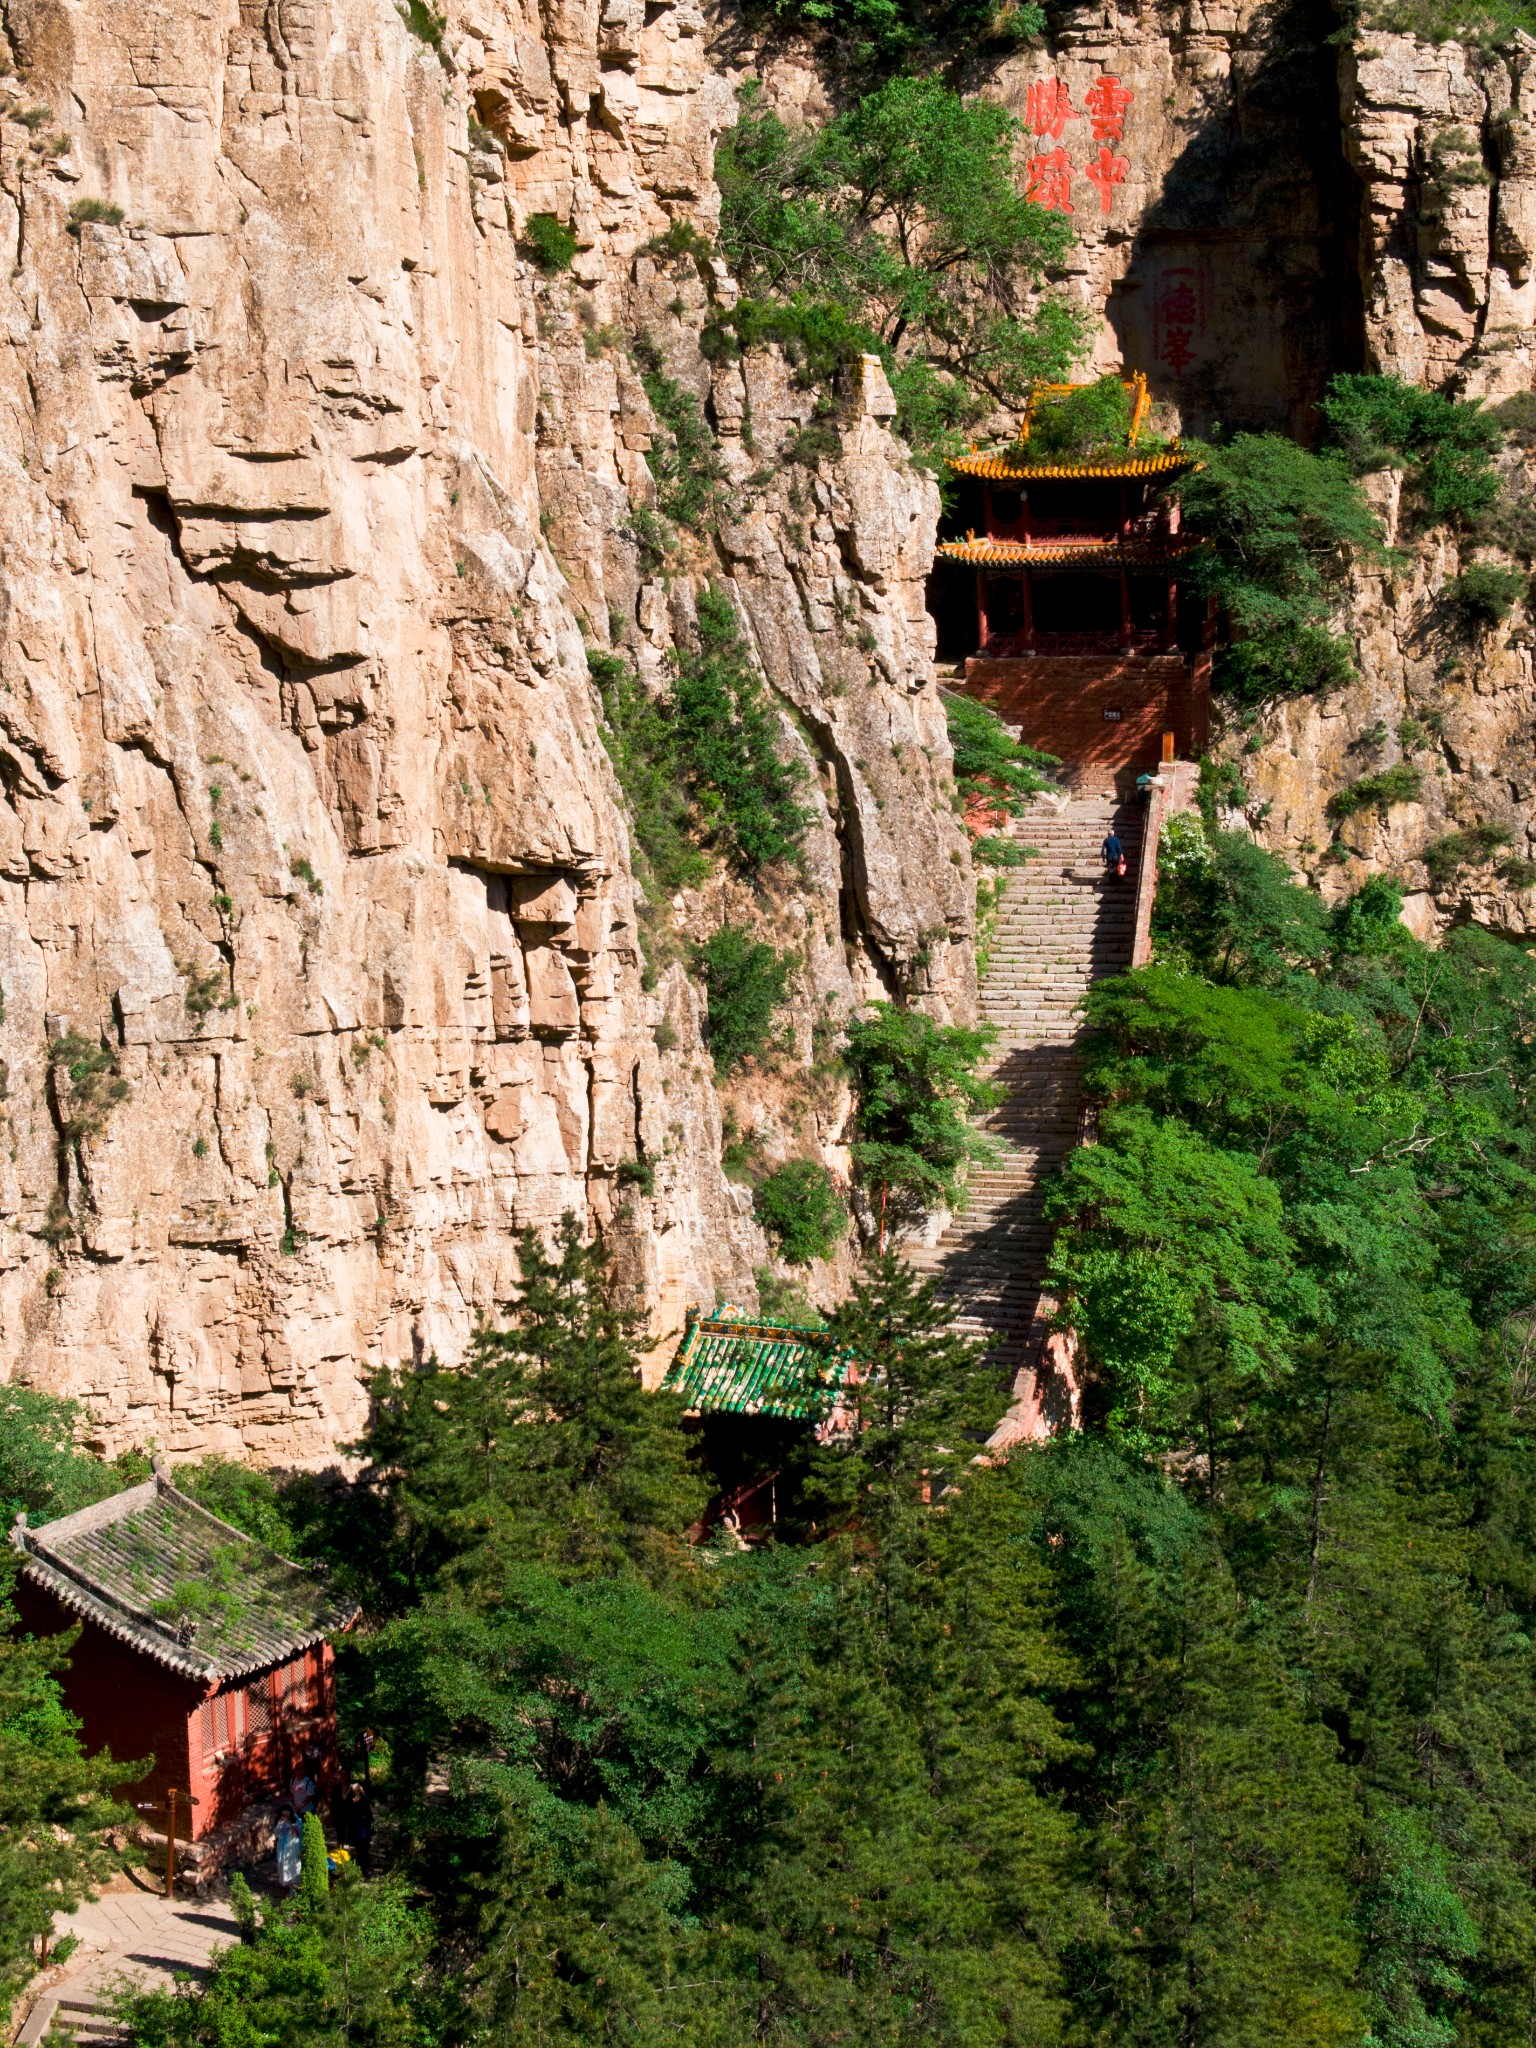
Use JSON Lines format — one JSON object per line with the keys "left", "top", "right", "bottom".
{"left": 9, "top": 1468, "right": 358, "bottom": 1839}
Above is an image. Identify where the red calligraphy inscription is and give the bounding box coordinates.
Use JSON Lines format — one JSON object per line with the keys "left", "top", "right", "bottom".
{"left": 1083, "top": 74, "right": 1133, "bottom": 141}
{"left": 1085, "top": 146, "right": 1129, "bottom": 215}
{"left": 1026, "top": 147, "right": 1074, "bottom": 213}
{"left": 1154, "top": 264, "right": 1204, "bottom": 376}
{"left": 1026, "top": 78, "right": 1077, "bottom": 141}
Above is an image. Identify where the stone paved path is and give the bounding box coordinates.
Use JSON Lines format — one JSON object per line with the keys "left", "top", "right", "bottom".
{"left": 14, "top": 1882, "right": 239, "bottom": 2045}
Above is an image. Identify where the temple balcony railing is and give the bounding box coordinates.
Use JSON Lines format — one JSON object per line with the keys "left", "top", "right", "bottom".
{"left": 974, "top": 627, "right": 1179, "bottom": 660}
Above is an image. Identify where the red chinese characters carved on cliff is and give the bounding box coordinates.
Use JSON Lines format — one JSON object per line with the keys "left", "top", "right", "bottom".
{"left": 1083, "top": 74, "right": 1133, "bottom": 141}
{"left": 1024, "top": 75, "right": 1133, "bottom": 217}
{"left": 1026, "top": 146, "right": 1074, "bottom": 213}
{"left": 1085, "top": 145, "right": 1129, "bottom": 215}
{"left": 1026, "top": 78, "right": 1077, "bottom": 141}
{"left": 1154, "top": 266, "right": 1204, "bottom": 375}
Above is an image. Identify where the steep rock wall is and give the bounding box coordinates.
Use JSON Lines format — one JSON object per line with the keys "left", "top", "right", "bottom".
{"left": 0, "top": 0, "right": 970, "bottom": 1458}
{"left": 1241, "top": 30, "right": 1536, "bottom": 928}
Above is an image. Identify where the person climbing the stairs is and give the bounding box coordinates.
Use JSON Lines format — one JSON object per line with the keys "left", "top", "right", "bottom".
{"left": 1101, "top": 827, "right": 1127, "bottom": 879}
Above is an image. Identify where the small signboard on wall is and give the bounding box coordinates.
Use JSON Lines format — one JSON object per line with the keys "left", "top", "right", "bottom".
{"left": 1103, "top": 708, "right": 1123, "bottom": 722}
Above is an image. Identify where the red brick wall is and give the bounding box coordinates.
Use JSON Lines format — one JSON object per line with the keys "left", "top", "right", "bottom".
{"left": 960, "top": 653, "right": 1209, "bottom": 779}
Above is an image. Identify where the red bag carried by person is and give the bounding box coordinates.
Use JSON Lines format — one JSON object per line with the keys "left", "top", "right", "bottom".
{"left": 1116, "top": 857, "right": 1127, "bottom": 878}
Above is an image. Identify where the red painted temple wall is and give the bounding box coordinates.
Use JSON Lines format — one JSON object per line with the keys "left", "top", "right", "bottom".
{"left": 15, "top": 1579, "right": 195, "bottom": 1814}
{"left": 961, "top": 652, "right": 1210, "bottom": 784}
{"left": 15, "top": 1582, "right": 340, "bottom": 1838}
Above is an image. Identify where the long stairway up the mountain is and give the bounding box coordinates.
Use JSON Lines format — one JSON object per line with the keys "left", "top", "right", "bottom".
{"left": 904, "top": 792, "right": 1141, "bottom": 1431}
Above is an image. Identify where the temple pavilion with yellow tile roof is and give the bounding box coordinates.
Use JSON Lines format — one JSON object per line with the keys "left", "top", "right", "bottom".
{"left": 927, "top": 373, "right": 1211, "bottom": 786}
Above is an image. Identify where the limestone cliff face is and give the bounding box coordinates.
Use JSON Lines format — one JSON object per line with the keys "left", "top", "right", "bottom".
{"left": 1232, "top": 30, "right": 1536, "bottom": 932}
{"left": 0, "top": 0, "right": 970, "bottom": 1457}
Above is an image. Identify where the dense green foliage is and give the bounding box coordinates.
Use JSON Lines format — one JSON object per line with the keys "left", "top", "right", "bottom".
{"left": 716, "top": 79, "right": 1086, "bottom": 467}
{"left": 587, "top": 648, "right": 711, "bottom": 894}
{"left": 696, "top": 925, "right": 796, "bottom": 1074}
{"left": 1023, "top": 374, "right": 1140, "bottom": 459}
{"left": 1328, "top": 763, "right": 1425, "bottom": 821}
{"left": 1036, "top": 837, "right": 1536, "bottom": 2042}
{"left": 746, "top": 0, "right": 1044, "bottom": 69}
{"left": 1, "top": 1560, "right": 134, "bottom": 2002}
{"left": 588, "top": 593, "right": 809, "bottom": 888}
{"left": 753, "top": 1157, "right": 849, "bottom": 1263}
{"left": 1175, "top": 434, "right": 1381, "bottom": 704}
{"left": 1423, "top": 822, "right": 1519, "bottom": 889}
{"left": 12, "top": 832, "right": 1535, "bottom": 2046}
{"left": 1321, "top": 372, "right": 1504, "bottom": 525}
{"left": 843, "top": 1001, "right": 1001, "bottom": 1229}
{"left": 675, "top": 591, "right": 812, "bottom": 876}
{"left": 631, "top": 335, "right": 728, "bottom": 533}
{"left": 338, "top": 1219, "right": 706, "bottom": 1610}
{"left": 121, "top": 1863, "right": 433, "bottom": 2048}
{"left": 0, "top": 1386, "right": 120, "bottom": 1525}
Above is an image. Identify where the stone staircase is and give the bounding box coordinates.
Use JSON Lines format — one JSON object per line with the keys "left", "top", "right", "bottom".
{"left": 905, "top": 792, "right": 1140, "bottom": 1404}
{"left": 17, "top": 1992, "right": 122, "bottom": 2046}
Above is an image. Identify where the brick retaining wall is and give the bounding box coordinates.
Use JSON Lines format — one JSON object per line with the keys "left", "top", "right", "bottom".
{"left": 961, "top": 652, "right": 1209, "bottom": 783}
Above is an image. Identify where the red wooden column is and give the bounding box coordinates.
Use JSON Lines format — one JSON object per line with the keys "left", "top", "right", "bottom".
{"left": 1162, "top": 575, "right": 1178, "bottom": 652}
{"left": 974, "top": 567, "right": 990, "bottom": 653}
{"left": 1118, "top": 568, "right": 1133, "bottom": 649}
{"left": 1021, "top": 566, "right": 1035, "bottom": 652}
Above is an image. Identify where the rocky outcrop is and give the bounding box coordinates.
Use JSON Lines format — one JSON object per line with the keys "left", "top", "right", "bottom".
{"left": 1344, "top": 30, "right": 1536, "bottom": 397}
{"left": 0, "top": 0, "right": 970, "bottom": 1458}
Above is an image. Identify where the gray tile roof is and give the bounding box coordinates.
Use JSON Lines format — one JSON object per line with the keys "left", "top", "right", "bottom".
{"left": 9, "top": 1473, "right": 358, "bottom": 1683}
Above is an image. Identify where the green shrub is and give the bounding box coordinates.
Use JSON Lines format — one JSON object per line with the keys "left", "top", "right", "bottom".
{"left": 623, "top": 504, "right": 672, "bottom": 576}
{"left": 396, "top": 0, "right": 447, "bottom": 57}
{"left": 617, "top": 1156, "right": 656, "bottom": 1197}
{"left": 587, "top": 649, "right": 709, "bottom": 894}
{"left": 1428, "top": 125, "right": 1492, "bottom": 185}
{"left": 0, "top": 1385, "right": 120, "bottom": 1525}
{"left": 697, "top": 927, "right": 795, "bottom": 1074}
{"left": 522, "top": 212, "right": 577, "bottom": 273}
{"left": 1422, "top": 822, "right": 1515, "bottom": 888}
{"left": 66, "top": 196, "right": 123, "bottom": 231}
{"left": 178, "top": 1456, "right": 300, "bottom": 1551}
{"left": 1363, "top": 0, "right": 1536, "bottom": 42}
{"left": 716, "top": 79, "right": 1085, "bottom": 473}
{"left": 673, "top": 589, "right": 811, "bottom": 876}
{"left": 844, "top": 1002, "right": 1001, "bottom": 1229}
{"left": 1319, "top": 373, "right": 1503, "bottom": 526}
{"left": 1023, "top": 375, "right": 1136, "bottom": 460}
{"left": 745, "top": 0, "right": 1044, "bottom": 65}
{"left": 1176, "top": 436, "right": 1379, "bottom": 706}
{"left": 943, "top": 691, "right": 1057, "bottom": 827}
{"left": 641, "top": 219, "right": 716, "bottom": 277}
{"left": 591, "top": 611, "right": 810, "bottom": 890}
{"left": 754, "top": 1266, "right": 827, "bottom": 1324}
{"left": 1214, "top": 623, "right": 1358, "bottom": 705}
{"left": 1442, "top": 562, "right": 1525, "bottom": 629}
{"left": 754, "top": 1159, "right": 849, "bottom": 1264}
{"left": 631, "top": 335, "right": 727, "bottom": 530}
{"left": 1493, "top": 389, "right": 1536, "bottom": 444}
{"left": 47, "top": 1031, "right": 130, "bottom": 1140}
{"left": 1328, "top": 764, "right": 1426, "bottom": 822}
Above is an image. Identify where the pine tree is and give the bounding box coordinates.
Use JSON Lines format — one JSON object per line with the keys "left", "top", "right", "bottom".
{"left": 0, "top": 1563, "right": 133, "bottom": 2001}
